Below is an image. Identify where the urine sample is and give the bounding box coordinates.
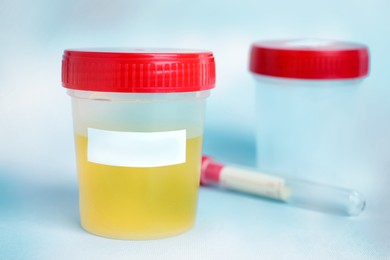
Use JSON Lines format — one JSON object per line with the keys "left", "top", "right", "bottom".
{"left": 62, "top": 49, "right": 216, "bottom": 239}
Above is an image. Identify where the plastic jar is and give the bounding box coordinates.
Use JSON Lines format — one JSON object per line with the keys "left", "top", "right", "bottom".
{"left": 61, "top": 49, "right": 215, "bottom": 240}
{"left": 249, "top": 39, "right": 369, "bottom": 180}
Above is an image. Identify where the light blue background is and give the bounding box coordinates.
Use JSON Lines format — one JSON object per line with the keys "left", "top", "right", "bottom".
{"left": 1, "top": 0, "right": 389, "bottom": 259}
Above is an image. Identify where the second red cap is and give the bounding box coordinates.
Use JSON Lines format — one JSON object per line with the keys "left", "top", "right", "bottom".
{"left": 249, "top": 39, "right": 369, "bottom": 80}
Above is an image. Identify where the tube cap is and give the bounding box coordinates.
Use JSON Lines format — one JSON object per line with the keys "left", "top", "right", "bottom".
{"left": 62, "top": 48, "right": 216, "bottom": 93}
{"left": 249, "top": 39, "right": 369, "bottom": 80}
{"left": 200, "top": 155, "right": 223, "bottom": 185}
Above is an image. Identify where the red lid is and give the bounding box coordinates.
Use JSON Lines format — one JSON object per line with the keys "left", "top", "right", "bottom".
{"left": 249, "top": 39, "right": 369, "bottom": 79}
{"left": 62, "top": 48, "right": 216, "bottom": 93}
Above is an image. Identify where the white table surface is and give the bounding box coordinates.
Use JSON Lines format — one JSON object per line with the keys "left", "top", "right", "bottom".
{"left": 1, "top": 155, "right": 389, "bottom": 260}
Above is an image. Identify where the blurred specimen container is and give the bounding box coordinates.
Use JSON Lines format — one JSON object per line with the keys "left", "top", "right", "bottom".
{"left": 62, "top": 49, "right": 215, "bottom": 240}
{"left": 201, "top": 156, "right": 365, "bottom": 216}
{"left": 249, "top": 40, "right": 369, "bottom": 181}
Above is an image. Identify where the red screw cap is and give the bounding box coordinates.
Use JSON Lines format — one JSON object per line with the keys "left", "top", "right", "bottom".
{"left": 249, "top": 39, "right": 369, "bottom": 80}
{"left": 62, "top": 48, "right": 216, "bottom": 93}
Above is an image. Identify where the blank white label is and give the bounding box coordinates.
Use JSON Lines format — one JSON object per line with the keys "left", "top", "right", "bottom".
{"left": 87, "top": 128, "right": 186, "bottom": 167}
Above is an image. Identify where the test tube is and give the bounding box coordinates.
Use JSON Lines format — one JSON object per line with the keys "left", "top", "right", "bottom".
{"left": 201, "top": 156, "right": 366, "bottom": 216}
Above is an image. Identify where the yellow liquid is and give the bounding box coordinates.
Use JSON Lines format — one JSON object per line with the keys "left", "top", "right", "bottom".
{"left": 74, "top": 134, "right": 203, "bottom": 240}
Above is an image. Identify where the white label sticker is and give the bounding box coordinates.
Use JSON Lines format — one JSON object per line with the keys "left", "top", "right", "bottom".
{"left": 87, "top": 128, "right": 186, "bottom": 167}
